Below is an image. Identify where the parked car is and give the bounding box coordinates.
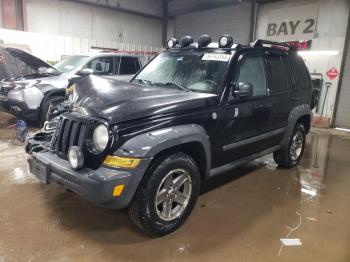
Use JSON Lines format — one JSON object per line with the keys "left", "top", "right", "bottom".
{"left": 26, "top": 35, "right": 312, "bottom": 236}
{"left": 0, "top": 48, "right": 143, "bottom": 124}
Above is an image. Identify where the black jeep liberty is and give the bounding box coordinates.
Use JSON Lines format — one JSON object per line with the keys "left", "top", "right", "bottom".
{"left": 26, "top": 35, "right": 312, "bottom": 236}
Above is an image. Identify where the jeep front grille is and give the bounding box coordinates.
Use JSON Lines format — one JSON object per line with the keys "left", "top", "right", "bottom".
{"left": 53, "top": 117, "right": 87, "bottom": 159}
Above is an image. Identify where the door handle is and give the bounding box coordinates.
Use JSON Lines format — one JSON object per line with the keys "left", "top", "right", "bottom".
{"left": 255, "top": 103, "right": 272, "bottom": 109}
{"left": 290, "top": 97, "right": 300, "bottom": 101}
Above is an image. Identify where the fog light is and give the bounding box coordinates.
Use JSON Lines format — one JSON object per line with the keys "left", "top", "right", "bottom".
{"left": 68, "top": 146, "right": 84, "bottom": 170}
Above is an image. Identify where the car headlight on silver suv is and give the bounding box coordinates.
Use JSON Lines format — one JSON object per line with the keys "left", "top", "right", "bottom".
{"left": 92, "top": 124, "right": 109, "bottom": 152}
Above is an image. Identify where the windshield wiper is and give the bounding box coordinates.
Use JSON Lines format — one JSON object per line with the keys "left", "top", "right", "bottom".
{"left": 41, "top": 71, "right": 61, "bottom": 76}
{"left": 133, "top": 78, "right": 153, "bottom": 85}
{"left": 152, "top": 82, "right": 190, "bottom": 92}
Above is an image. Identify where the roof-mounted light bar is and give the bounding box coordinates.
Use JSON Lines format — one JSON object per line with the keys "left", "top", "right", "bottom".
{"left": 166, "top": 34, "right": 240, "bottom": 49}
{"left": 219, "top": 35, "right": 233, "bottom": 48}
{"left": 198, "top": 34, "right": 212, "bottom": 48}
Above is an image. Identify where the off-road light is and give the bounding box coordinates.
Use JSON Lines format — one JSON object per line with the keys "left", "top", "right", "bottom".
{"left": 68, "top": 146, "right": 84, "bottom": 169}
{"left": 198, "top": 34, "right": 212, "bottom": 48}
{"left": 92, "top": 124, "right": 109, "bottom": 152}
{"left": 167, "top": 38, "right": 178, "bottom": 49}
{"left": 219, "top": 35, "right": 233, "bottom": 48}
{"left": 179, "top": 35, "right": 193, "bottom": 48}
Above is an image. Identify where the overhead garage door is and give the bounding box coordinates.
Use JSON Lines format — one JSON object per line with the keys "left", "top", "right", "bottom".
{"left": 175, "top": 3, "right": 252, "bottom": 45}
{"left": 336, "top": 39, "right": 350, "bottom": 128}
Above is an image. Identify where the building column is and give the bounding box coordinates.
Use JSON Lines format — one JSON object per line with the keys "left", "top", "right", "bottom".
{"left": 162, "top": 0, "right": 168, "bottom": 47}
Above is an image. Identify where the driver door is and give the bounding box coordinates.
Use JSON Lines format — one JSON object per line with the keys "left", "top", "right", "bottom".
{"left": 213, "top": 51, "right": 273, "bottom": 166}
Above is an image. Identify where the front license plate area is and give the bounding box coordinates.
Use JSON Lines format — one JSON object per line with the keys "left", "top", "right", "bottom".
{"left": 29, "top": 157, "right": 50, "bottom": 184}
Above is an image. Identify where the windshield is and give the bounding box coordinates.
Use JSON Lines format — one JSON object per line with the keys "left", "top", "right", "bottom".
{"left": 132, "top": 51, "right": 230, "bottom": 94}
{"left": 54, "top": 55, "right": 90, "bottom": 73}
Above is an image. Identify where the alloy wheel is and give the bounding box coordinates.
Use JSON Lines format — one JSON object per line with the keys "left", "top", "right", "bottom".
{"left": 155, "top": 168, "right": 192, "bottom": 221}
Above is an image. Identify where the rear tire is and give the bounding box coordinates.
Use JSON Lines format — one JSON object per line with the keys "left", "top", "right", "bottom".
{"left": 273, "top": 123, "right": 306, "bottom": 168}
{"left": 40, "top": 95, "right": 65, "bottom": 126}
{"left": 128, "top": 152, "right": 200, "bottom": 236}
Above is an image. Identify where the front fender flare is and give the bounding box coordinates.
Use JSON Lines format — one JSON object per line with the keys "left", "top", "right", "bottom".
{"left": 115, "top": 124, "right": 211, "bottom": 175}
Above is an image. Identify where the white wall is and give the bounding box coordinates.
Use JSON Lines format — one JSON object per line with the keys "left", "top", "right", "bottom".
{"left": 174, "top": 3, "right": 252, "bottom": 44}
{"left": 0, "top": 28, "right": 162, "bottom": 63}
{"left": 25, "top": 0, "right": 163, "bottom": 47}
{"left": 0, "top": 3, "right": 2, "bottom": 28}
{"left": 76, "top": 0, "right": 163, "bottom": 17}
{"left": 256, "top": 0, "right": 350, "bottom": 123}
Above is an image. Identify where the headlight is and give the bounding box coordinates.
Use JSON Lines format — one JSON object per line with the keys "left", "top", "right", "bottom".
{"left": 92, "top": 124, "right": 109, "bottom": 152}
{"left": 14, "top": 80, "right": 40, "bottom": 90}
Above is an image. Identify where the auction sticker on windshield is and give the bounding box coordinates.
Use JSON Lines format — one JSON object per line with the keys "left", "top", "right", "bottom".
{"left": 202, "top": 53, "right": 230, "bottom": 61}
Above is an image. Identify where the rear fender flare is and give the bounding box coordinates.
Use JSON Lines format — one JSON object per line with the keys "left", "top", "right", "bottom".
{"left": 280, "top": 104, "right": 312, "bottom": 146}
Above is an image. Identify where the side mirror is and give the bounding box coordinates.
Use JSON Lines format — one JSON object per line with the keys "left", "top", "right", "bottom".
{"left": 234, "top": 82, "right": 253, "bottom": 98}
{"left": 77, "top": 68, "right": 93, "bottom": 76}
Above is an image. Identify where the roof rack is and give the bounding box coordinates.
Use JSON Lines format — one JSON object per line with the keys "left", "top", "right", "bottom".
{"left": 251, "top": 39, "right": 296, "bottom": 51}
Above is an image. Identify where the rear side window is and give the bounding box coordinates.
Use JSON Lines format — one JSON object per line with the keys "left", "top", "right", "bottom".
{"left": 267, "top": 55, "right": 293, "bottom": 93}
{"left": 236, "top": 56, "right": 267, "bottom": 97}
{"left": 289, "top": 54, "right": 310, "bottom": 89}
{"left": 119, "top": 57, "right": 140, "bottom": 75}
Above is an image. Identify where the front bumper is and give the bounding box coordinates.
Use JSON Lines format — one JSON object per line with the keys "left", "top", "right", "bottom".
{"left": 0, "top": 96, "right": 39, "bottom": 120}
{"left": 28, "top": 151, "right": 152, "bottom": 209}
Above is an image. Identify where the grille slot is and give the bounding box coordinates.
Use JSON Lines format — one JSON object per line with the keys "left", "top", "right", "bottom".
{"left": 0, "top": 85, "right": 9, "bottom": 96}
{"left": 55, "top": 117, "right": 87, "bottom": 159}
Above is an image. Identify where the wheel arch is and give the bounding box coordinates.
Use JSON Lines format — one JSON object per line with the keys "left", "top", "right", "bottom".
{"left": 297, "top": 114, "right": 311, "bottom": 134}
{"left": 40, "top": 88, "right": 66, "bottom": 108}
{"left": 280, "top": 104, "right": 312, "bottom": 146}
{"left": 147, "top": 141, "right": 208, "bottom": 181}
{"left": 115, "top": 124, "right": 211, "bottom": 179}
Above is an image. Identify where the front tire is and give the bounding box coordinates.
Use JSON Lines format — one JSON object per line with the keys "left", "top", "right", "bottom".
{"left": 128, "top": 152, "right": 201, "bottom": 236}
{"left": 273, "top": 123, "right": 306, "bottom": 168}
{"left": 40, "top": 95, "right": 65, "bottom": 126}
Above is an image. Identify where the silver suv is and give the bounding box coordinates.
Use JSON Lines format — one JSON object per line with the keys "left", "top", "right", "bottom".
{"left": 0, "top": 47, "right": 143, "bottom": 124}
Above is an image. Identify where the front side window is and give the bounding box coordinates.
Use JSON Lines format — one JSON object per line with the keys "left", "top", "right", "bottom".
{"left": 236, "top": 56, "right": 267, "bottom": 97}
{"left": 119, "top": 57, "right": 140, "bottom": 75}
{"left": 132, "top": 52, "right": 230, "bottom": 94}
{"left": 85, "top": 57, "right": 114, "bottom": 75}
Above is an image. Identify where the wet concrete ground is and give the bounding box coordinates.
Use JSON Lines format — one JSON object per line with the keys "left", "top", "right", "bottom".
{"left": 0, "top": 111, "right": 350, "bottom": 261}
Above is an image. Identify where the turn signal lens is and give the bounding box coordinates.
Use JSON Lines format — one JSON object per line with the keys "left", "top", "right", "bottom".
{"left": 113, "top": 184, "right": 124, "bottom": 197}
{"left": 103, "top": 155, "right": 140, "bottom": 169}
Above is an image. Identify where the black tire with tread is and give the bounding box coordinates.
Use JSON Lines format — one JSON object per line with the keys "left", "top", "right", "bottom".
{"left": 273, "top": 123, "right": 306, "bottom": 168}
{"left": 40, "top": 95, "right": 65, "bottom": 126}
{"left": 128, "top": 152, "right": 201, "bottom": 236}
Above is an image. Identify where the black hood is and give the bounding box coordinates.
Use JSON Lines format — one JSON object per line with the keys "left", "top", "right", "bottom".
{"left": 0, "top": 46, "right": 56, "bottom": 81}
{"left": 70, "top": 76, "right": 218, "bottom": 124}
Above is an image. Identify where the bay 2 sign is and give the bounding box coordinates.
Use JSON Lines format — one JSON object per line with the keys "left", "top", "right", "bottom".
{"left": 265, "top": 4, "right": 319, "bottom": 41}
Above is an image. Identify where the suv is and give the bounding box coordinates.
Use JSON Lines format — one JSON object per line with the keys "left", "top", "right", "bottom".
{"left": 0, "top": 48, "right": 142, "bottom": 124}
{"left": 26, "top": 35, "right": 312, "bottom": 236}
